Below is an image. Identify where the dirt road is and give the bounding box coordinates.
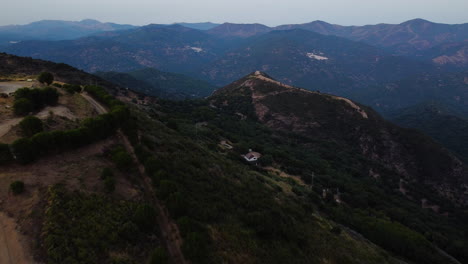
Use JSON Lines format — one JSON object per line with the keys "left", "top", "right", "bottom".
{"left": 0, "top": 105, "right": 76, "bottom": 139}
{"left": 0, "top": 212, "right": 36, "bottom": 264}
{"left": 80, "top": 93, "right": 107, "bottom": 114}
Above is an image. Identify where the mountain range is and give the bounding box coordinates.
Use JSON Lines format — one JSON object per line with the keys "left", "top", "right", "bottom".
{"left": 3, "top": 18, "right": 467, "bottom": 123}
{"left": 5, "top": 18, "right": 466, "bottom": 67}
{"left": 0, "top": 22, "right": 438, "bottom": 91}
{"left": 0, "top": 19, "right": 137, "bottom": 46}
{"left": 1, "top": 52, "right": 468, "bottom": 263}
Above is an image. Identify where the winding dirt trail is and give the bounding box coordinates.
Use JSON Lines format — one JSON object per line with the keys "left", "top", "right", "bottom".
{"left": 81, "top": 92, "right": 189, "bottom": 264}
{"left": 80, "top": 92, "right": 107, "bottom": 114}
{"left": 118, "top": 132, "right": 189, "bottom": 264}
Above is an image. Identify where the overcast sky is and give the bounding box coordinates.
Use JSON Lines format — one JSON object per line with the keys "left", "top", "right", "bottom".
{"left": 2, "top": 0, "right": 467, "bottom": 26}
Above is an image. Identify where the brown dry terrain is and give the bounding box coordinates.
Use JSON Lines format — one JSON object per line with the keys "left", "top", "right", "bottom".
{"left": 0, "top": 84, "right": 129, "bottom": 263}
{"left": 0, "top": 135, "right": 141, "bottom": 263}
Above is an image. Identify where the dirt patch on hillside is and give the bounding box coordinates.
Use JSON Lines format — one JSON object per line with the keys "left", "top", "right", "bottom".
{"left": 0, "top": 118, "right": 21, "bottom": 139}
{"left": 266, "top": 167, "right": 306, "bottom": 186}
{"left": 0, "top": 95, "right": 15, "bottom": 120}
{"left": 36, "top": 105, "right": 76, "bottom": 120}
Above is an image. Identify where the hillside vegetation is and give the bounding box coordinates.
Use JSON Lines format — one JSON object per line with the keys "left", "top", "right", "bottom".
{"left": 97, "top": 67, "right": 217, "bottom": 100}
{"left": 390, "top": 101, "right": 468, "bottom": 161}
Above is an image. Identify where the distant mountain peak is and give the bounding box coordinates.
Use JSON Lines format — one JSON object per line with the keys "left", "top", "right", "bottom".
{"left": 402, "top": 18, "right": 433, "bottom": 24}
{"left": 174, "top": 22, "right": 219, "bottom": 30}
{"left": 248, "top": 71, "right": 295, "bottom": 89}
{"left": 214, "top": 71, "right": 369, "bottom": 119}
{"left": 310, "top": 20, "right": 333, "bottom": 25}
{"left": 251, "top": 70, "right": 274, "bottom": 79}
{"left": 79, "top": 19, "right": 102, "bottom": 24}
{"left": 208, "top": 23, "right": 271, "bottom": 37}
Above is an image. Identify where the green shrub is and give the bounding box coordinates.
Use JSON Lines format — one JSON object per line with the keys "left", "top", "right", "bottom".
{"left": 19, "top": 116, "right": 43, "bottom": 137}
{"left": 176, "top": 217, "right": 204, "bottom": 237}
{"left": 38, "top": 72, "right": 54, "bottom": 85}
{"left": 259, "top": 154, "right": 273, "bottom": 166}
{"left": 100, "top": 167, "right": 112, "bottom": 177}
{"left": 158, "top": 180, "right": 178, "bottom": 200}
{"left": 331, "top": 226, "right": 342, "bottom": 235}
{"left": 11, "top": 138, "right": 37, "bottom": 164}
{"left": 41, "top": 87, "right": 59, "bottom": 106}
{"left": 182, "top": 232, "right": 209, "bottom": 262}
{"left": 13, "top": 98, "right": 34, "bottom": 115}
{"left": 0, "top": 143, "right": 13, "bottom": 164}
{"left": 43, "top": 185, "right": 144, "bottom": 264}
{"left": 63, "top": 84, "right": 81, "bottom": 94}
{"left": 104, "top": 175, "right": 116, "bottom": 193}
{"left": 133, "top": 204, "right": 157, "bottom": 232}
{"left": 84, "top": 85, "right": 123, "bottom": 109}
{"left": 99, "top": 168, "right": 116, "bottom": 192}
{"left": 148, "top": 247, "right": 168, "bottom": 264}
{"left": 10, "top": 180, "right": 24, "bottom": 194}
{"left": 166, "top": 192, "right": 188, "bottom": 218}
{"left": 118, "top": 221, "right": 139, "bottom": 242}
{"left": 111, "top": 150, "right": 134, "bottom": 171}
{"left": 14, "top": 87, "right": 59, "bottom": 115}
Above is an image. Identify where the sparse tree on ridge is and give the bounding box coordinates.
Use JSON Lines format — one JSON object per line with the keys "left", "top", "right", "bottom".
{"left": 38, "top": 72, "right": 54, "bottom": 85}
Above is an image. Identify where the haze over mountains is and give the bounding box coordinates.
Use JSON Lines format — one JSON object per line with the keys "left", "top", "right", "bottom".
{"left": 0, "top": 19, "right": 137, "bottom": 46}
{"left": 3, "top": 18, "right": 467, "bottom": 118}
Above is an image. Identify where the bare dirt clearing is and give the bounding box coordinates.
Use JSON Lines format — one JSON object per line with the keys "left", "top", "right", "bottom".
{"left": 0, "top": 81, "right": 34, "bottom": 94}
{"left": 36, "top": 105, "right": 76, "bottom": 120}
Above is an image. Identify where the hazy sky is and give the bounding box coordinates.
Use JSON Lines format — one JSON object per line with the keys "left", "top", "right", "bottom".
{"left": 2, "top": 0, "right": 467, "bottom": 26}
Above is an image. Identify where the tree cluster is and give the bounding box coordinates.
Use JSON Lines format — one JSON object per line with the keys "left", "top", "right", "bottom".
{"left": 13, "top": 87, "right": 59, "bottom": 116}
